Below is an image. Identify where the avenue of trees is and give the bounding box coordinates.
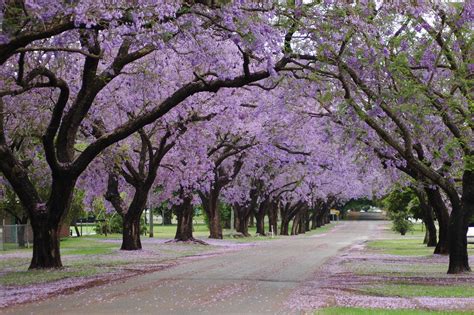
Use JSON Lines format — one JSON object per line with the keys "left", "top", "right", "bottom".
{"left": 0, "top": 0, "right": 472, "bottom": 274}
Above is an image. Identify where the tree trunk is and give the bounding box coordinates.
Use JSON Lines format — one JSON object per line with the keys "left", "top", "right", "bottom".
{"left": 174, "top": 197, "right": 194, "bottom": 241}
{"left": 280, "top": 216, "right": 289, "bottom": 236}
{"left": 16, "top": 216, "right": 28, "bottom": 248}
{"left": 311, "top": 210, "right": 318, "bottom": 229}
{"left": 425, "top": 187, "right": 450, "bottom": 255}
{"left": 121, "top": 213, "right": 142, "bottom": 250}
{"left": 255, "top": 204, "right": 265, "bottom": 236}
{"left": 447, "top": 170, "right": 473, "bottom": 274}
{"left": 30, "top": 219, "right": 62, "bottom": 269}
{"left": 304, "top": 208, "right": 310, "bottom": 232}
{"left": 416, "top": 189, "right": 437, "bottom": 247}
{"left": 324, "top": 211, "right": 330, "bottom": 224}
{"left": 268, "top": 201, "right": 278, "bottom": 235}
{"left": 424, "top": 217, "right": 437, "bottom": 247}
{"left": 201, "top": 189, "right": 222, "bottom": 239}
{"left": 29, "top": 178, "right": 75, "bottom": 269}
{"left": 234, "top": 204, "right": 250, "bottom": 236}
{"left": 291, "top": 214, "right": 300, "bottom": 235}
{"left": 17, "top": 225, "right": 26, "bottom": 248}
{"left": 316, "top": 208, "right": 325, "bottom": 227}
{"left": 447, "top": 209, "right": 470, "bottom": 273}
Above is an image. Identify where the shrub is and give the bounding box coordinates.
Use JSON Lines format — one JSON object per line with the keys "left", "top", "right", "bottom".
{"left": 391, "top": 211, "right": 414, "bottom": 235}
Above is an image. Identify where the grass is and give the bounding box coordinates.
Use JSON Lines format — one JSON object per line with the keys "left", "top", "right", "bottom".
{"left": 315, "top": 307, "right": 471, "bottom": 315}
{"left": 367, "top": 224, "right": 474, "bottom": 256}
{"left": 60, "top": 237, "right": 118, "bottom": 255}
{"left": 346, "top": 260, "right": 449, "bottom": 277}
{"left": 367, "top": 239, "right": 435, "bottom": 256}
{"left": 358, "top": 283, "right": 474, "bottom": 298}
{"left": 0, "top": 267, "right": 101, "bottom": 286}
{"left": 349, "top": 223, "right": 474, "bottom": 300}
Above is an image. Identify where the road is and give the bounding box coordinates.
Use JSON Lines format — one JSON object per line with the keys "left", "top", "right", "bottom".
{"left": 7, "top": 221, "right": 384, "bottom": 315}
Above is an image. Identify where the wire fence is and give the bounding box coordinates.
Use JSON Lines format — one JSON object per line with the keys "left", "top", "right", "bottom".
{"left": 0, "top": 224, "right": 32, "bottom": 250}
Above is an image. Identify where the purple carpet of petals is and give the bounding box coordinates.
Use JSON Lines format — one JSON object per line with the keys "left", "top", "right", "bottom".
{"left": 286, "top": 243, "right": 474, "bottom": 311}
{"left": 0, "top": 238, "right": 257, "bottom": 309}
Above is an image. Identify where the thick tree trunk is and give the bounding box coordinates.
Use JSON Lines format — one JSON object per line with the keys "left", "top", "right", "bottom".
{"left": 255, "top": 199, "right": 269, "bottom": 235}
{"left": 29, "top": 178, "right": 75, "bottom": 269}
{"left": 304, "top": 210, "right": 311, "bottom": 232}
{"left": 447, "top": 211, "right": 470, "bottom": 273}
{"left": 201, "top": 189, "right": 222, "bottom": 239}
{"left": 234, "top": 204, "right": 250, "bottom": 236}
{"left": 121, "top": 213, "right": 142, "bottom": 250}
{"left": 424, "top": 217, "right": 437, "bottom": 247}
{"left": 268, "top": 201, "right": 278, "bottom": 235}
{"left": 174, "top": 197, "right": 194, "bottom": 241}
{"left": 30, "top": 219, "right": 62, "bottom": 269}
{"left": 324, "top": 211, "right": 330, "bottom": 224}
{"left": 447, "top": 170, "right": 473, "bottom": 274}
{"left": 300, "top": 216, "right": 307, "bottom": 234}
{"left": 425, "top": 188, "right": 450, "bottom": 255}
{"left": 316, "top": 210, "right": 325, "bottom": 227}
{"left": 280, "top": 216, "right": 290, "bottom": 235}
{"left": 255, "top": 207, "right": 265, "bottom": 236}
{"left": 311, "top": 210, "right": 318, "bottom": 229}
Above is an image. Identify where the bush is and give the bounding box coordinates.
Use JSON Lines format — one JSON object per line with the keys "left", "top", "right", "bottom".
{"left": 95, "top": 213, "right": 147, "bottom": 235}
{"left": 202, "top": 202, "right": 231, "bottom": 229}
{"left": 391, "top": 212, "right": 414, "bottom": 235}
{"left": 383, "top": 187, "right": 417, "bottom": 235}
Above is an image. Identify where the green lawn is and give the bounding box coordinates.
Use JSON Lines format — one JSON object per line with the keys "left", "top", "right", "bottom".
{"left": 0, "top": 267, "right": 101, "bottom": 286}
{"left": 60, "top": 237, "right": 119, "bottom": 255}
{"left": 367, "top": 224, "right": 474, "bottom": 256}
{"left": 350, "top": 224, "right": 474, "bottom": 301}
{"left": 315, "top": 307, "right": 470, "bottom": 315}
{"left": 367, "top": 239, "right": 435, "bottom": 256}
{"left": 358, "top": 283, "right": 474, "bottom": 298}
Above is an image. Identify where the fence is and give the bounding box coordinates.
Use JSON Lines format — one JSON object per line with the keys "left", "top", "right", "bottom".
{"left": 71, "top": 223, "right": 97, "bottom": 236}
{"left": 0, "top": 224, "right": 32, "bottom": 250}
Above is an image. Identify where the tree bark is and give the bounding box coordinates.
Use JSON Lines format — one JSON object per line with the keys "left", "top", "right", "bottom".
{"left": 425, "top": 187, "right": 450, "bottom": 255}
{"left": 234, "top": 204, "right": 250, "bottom": 236}
{"left": 255, "top": 202, "right": 266, "bottom": 236}
{"left": 268, "top": 201, "right": 278, "bottom": 235}
{"left": 416, "top": 189, "right": 437, "bottom": 247}
{"left": 121, "top": 213, "right": 142, "bottom": 250}
{"left": 30, "top": 216, "right": 62, "bottom": 269}
{"left": 311, "top": 208, "right": 319, "bottom": 229}
{"left": 447, "top": 170, "right": 474, "bottom": 274}
{"left": 200, "top": 189, "right": 222, "bottom": 239}
{"left": 174, "top": 197, "right": 194, "bottom": 241}
{"left": 27, "top": 177, "right": 76, "bottom": 269}
{"left": 291, "top": 213, "right": 300, "bottom": 235}
{"left": 304, "top": 209, "right": 311, "bottom": 232}
{"left": 280, "top": 204, "right": 290, "bottom": 236}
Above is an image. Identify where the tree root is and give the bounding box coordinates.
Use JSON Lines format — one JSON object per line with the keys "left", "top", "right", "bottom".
{"left": 165, "top": 238, "right": 209, "bottom": 245}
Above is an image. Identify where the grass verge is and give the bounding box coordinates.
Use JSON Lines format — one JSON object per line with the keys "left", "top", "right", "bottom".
{"left": 315, "top": 307, "right": 471, "bottom": 315}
